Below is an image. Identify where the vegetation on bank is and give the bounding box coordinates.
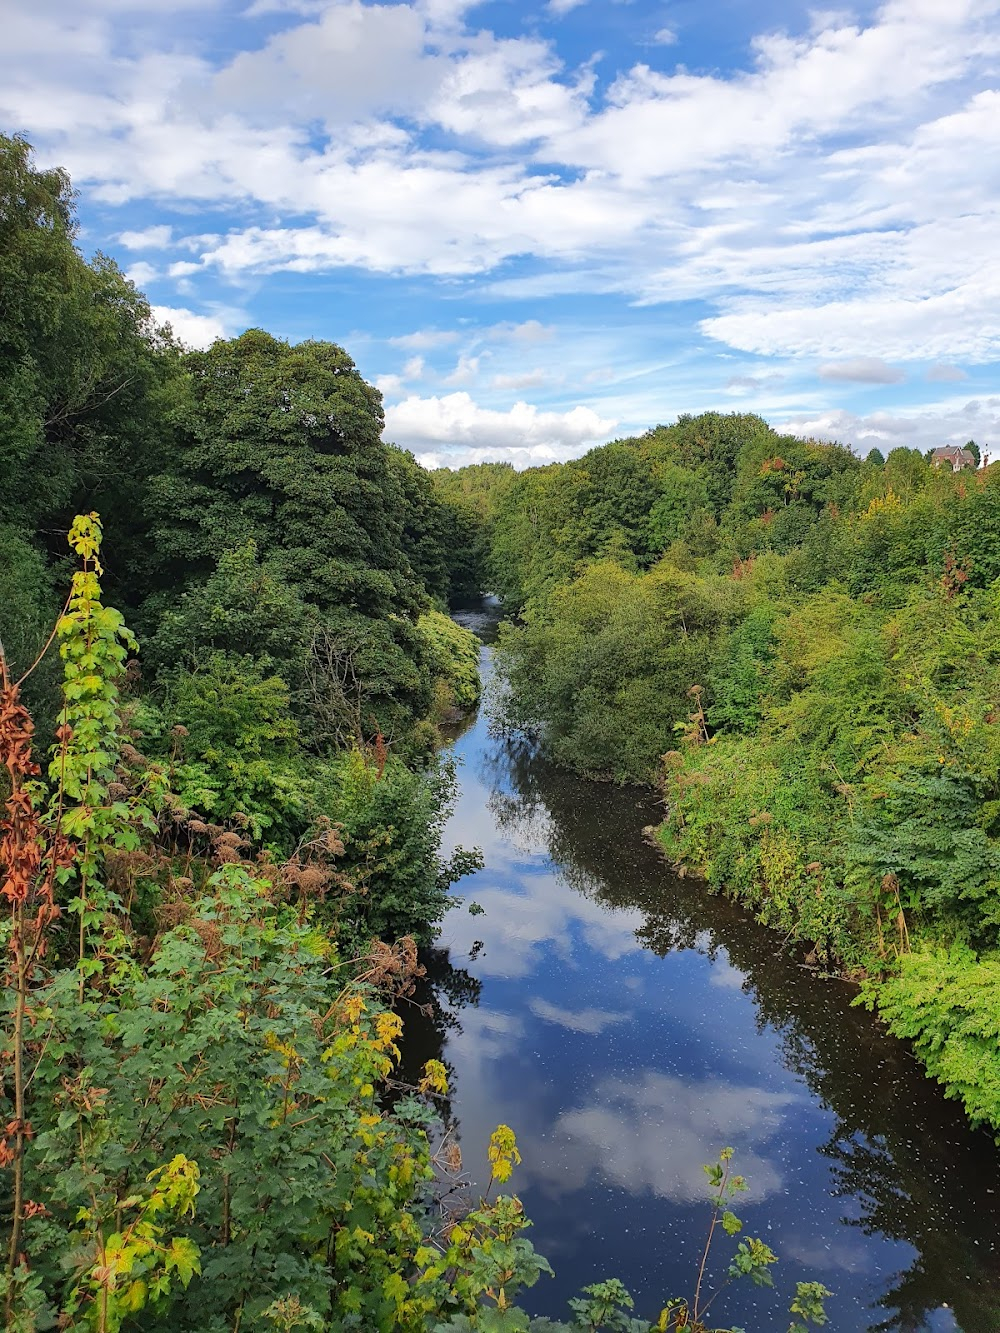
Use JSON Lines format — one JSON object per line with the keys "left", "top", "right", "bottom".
{"left": 450, "top": 418, "right": 1000, "bottom": 1139}
{"left": 0, "top": 134, "right": 832, "bottom": 1330}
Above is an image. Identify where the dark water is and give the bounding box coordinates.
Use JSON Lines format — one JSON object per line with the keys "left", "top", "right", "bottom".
{"left": 409, "top": 606, "right": 1000, "bottom": 1333}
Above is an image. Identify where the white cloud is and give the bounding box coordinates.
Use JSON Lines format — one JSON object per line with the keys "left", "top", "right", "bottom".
{"left": 376, "top": 353, "right": 425, "bottom": 396}
{"left": 439, "top": 856, "right": 645, "bottom": 979}
{"left": 213, "top": 2, "right": 443, "bottom": 123}
{"left": 443, "top": 353, "right": 481, "bottom": 386}
{"left": 150, "top": 304, "right": 232, "bottom": 348}
{"left": 651, "top": 27, "right": 677, "bottom": 45}
{"left": 709, "top": 960, "right": 749, "bottom": 990}
{"left": 125, "top": 260, "right": 158, "bottom": 286}
{"left": 818, "top": 356, "right": 906, "bottom": 384}
{"left": 384, "top": 392, "right": 616, "bottom": 466}
{"left": 389, "top": 328, "right": 461, "bottom": 350}
{"left": 544, "top": 1071, "right": 799, "bottom": 1202}
{"left": 118, "top": 224, "right": 173, "bottom": 249}
{"left": 4, "top": 0, "right": 1000, "bottom": 397}
{"left": 492, "top": 319, "right": 555, "bottom": 343}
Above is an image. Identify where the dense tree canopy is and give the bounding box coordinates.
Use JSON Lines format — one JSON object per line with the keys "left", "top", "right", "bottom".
{"left": 1, "top": 135, "right": 180, "bottom": 559}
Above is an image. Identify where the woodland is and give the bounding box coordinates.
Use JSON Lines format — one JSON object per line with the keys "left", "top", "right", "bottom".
{"left": 0, "top": 126, "right": 987, "bottom": 1331}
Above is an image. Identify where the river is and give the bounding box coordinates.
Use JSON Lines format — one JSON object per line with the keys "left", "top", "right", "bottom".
{"left": 405, "top": 607, "right": 1000, "bottom": 1333}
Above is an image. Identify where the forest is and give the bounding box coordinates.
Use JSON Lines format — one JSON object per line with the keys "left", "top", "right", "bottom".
{"left": 0, "top": 134, "right": 845, "bottom": 1331}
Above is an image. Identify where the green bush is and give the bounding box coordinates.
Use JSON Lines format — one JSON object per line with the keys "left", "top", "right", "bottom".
{"left": 417, "top": 609, "right": 481, "bottom": 717}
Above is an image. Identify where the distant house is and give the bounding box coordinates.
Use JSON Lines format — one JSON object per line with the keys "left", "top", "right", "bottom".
{"left": 931, "top": 445, "right": 976, "bottom": 471}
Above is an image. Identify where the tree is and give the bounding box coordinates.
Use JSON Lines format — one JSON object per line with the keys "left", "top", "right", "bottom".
{"left": 0, "top": 134, "right": 179, "bottom": 562}
{"left": 145, "top": 330, "right": 432, "bottom": 736}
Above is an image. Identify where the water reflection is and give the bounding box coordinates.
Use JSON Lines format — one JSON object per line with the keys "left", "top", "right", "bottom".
{"left": 426, "top": 633, "right": 1000, "bottom": 1333}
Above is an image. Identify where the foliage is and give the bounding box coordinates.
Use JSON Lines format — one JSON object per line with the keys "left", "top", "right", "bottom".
{"left": 51, "top": 514, "right": 165, "bottom": 979}
{"left": 859, "top": 946, "right": 1000, "bottom": 1138}
{"left": 1, "top": 131, "right": 492, "bottom": 763}
{"left": 141, "top": 540, "right": 312, "bottom": 679}
{"left": 494, "top": 561, "right": 716, "bottom": 783}
{"left": 0, "top": 524, "right": 61, "bottom": 733}
{"left": 140, "top": 328, "right": 437, "bottom": 741}
{"left": 0, "top": 135, "right": 179, "bottom": 554}
{"left": 429, "top": 462, "right": 518, "bottom": 602}
{"left": 315, "top": 747, "right": 482, "bottom": 946}
{"left": 418, "top": 610, "right": 482, "bottom": 719}
{"left": 157, "top": 651, "right": 310, "bottom": 842}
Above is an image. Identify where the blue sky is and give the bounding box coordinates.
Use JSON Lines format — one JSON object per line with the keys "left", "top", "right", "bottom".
{"left": 3, "top": 0, "right": 1000, "bottom": 468}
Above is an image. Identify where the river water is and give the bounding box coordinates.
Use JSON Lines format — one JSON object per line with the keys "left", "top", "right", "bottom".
{"left": 408, "top": 609, "right": 1000, "bottom": 1333}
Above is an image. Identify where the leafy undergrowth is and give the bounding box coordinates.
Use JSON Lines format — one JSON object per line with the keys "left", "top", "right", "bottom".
{"left": 859, "top": 947, "right": 1000, "bottom": 1139}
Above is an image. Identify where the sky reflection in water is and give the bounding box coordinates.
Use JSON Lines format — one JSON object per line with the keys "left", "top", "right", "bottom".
{"left": 421, "top": 634, "right": 1000, "bottom": 1333}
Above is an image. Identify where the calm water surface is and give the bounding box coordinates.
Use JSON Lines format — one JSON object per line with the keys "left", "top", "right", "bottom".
{"left": 408, "top": 606, "right": 1000, "bottom": 1333}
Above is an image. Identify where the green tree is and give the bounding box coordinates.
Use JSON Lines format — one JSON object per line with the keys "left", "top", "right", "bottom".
{"left": 146, "top": 330, "right": 432, "bottom": 736}
{"left": 0, "top": 134, "right": 180, "bottom": 567}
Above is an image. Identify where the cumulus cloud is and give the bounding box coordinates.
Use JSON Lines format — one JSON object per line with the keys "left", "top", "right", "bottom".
{"left": 818, "top": 357, "right": 906, "bottom": 384}
{"left": 376, "top": 354, "right": 425, "bottom": 396}
{"left": 150, "top": 304, "right": 232, "bottom": 348}
{"left": 384, "top": 391, "right": 616, "bottom": 466}
{"left": 212, "top": 1, "right": 444, "bottom": 123}
{"left": 439, "top": 858, "right": 645, "bottom": 978}
{"left": 118, "top": 224, "right": 173, "bottom": 249}
{"left": 443, "top": 353, "right": 481, "bottom": 386}
{"left": 125, "top": 260, "right": 158, "bottom": 286}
